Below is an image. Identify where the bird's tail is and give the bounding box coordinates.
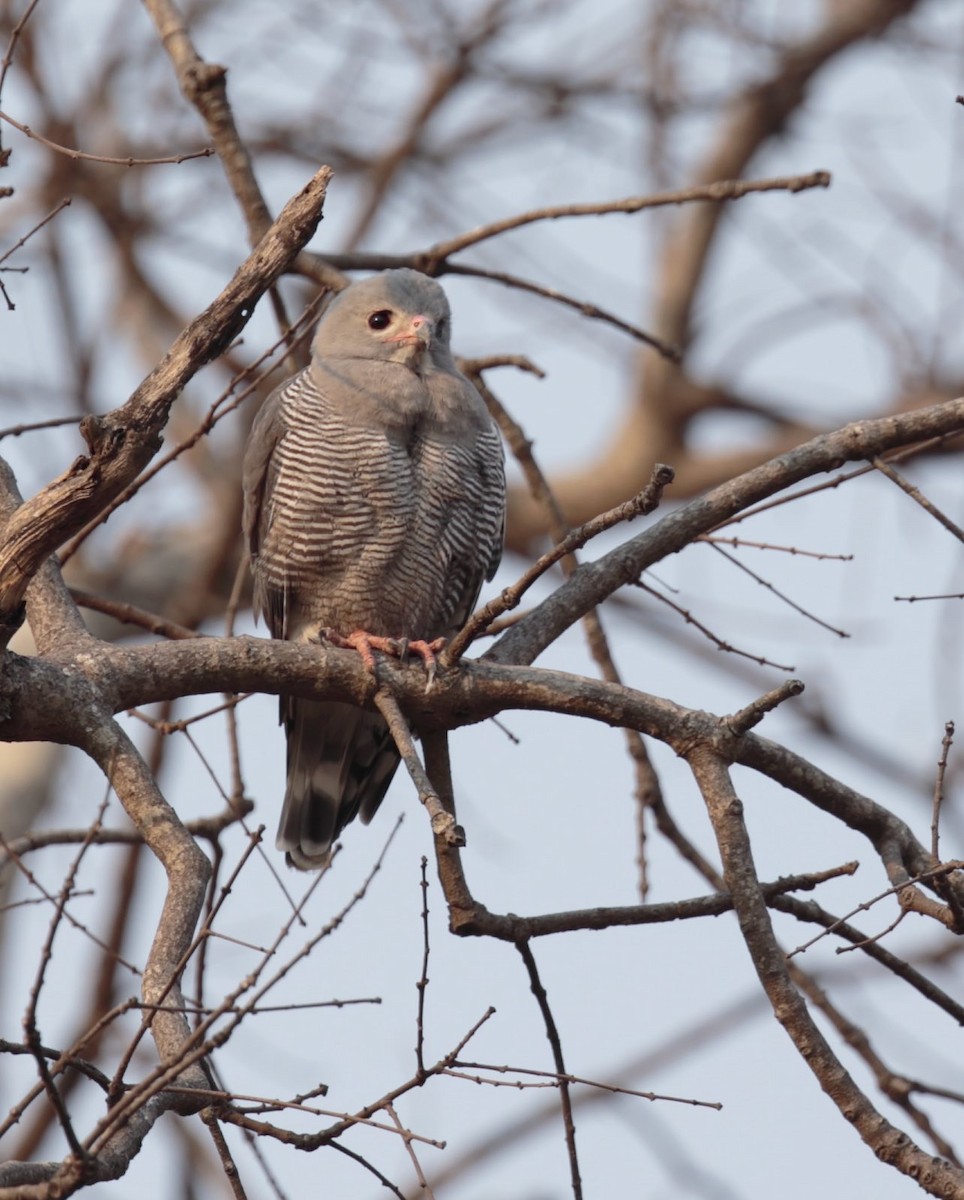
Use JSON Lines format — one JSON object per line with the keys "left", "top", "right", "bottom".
{"left": 278, "top": 699, "right": 400, "bottom": 869}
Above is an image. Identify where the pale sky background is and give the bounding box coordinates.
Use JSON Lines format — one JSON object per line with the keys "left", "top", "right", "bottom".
{"left": 2, "top": 2, "right": 964, "bottom": 1198}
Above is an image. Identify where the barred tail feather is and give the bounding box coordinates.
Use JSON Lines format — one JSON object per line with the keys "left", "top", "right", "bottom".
{"left": 278, "top": 700, "right": 399, "bottom": 869}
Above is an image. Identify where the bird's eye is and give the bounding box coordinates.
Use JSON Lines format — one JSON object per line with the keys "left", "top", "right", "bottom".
{"left": 436, "top": 317, "right": 447, "bottom": 339}
{"left": 368, "top": 309, "right": 392, "bottom": 330}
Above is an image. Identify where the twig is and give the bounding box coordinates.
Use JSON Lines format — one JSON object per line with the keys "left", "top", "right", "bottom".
{"left": 787, "top": 861, "right": 964, "bottom": 959}
{"left": 387, "top": 1102, "right": 436, "bottom": 1198}
{"left": 373, "top": 688, "right": 464, "bottom": 846}
{"left": 872, "top": 456, "right": 964, "bottom": 544}
{"left": 0, "top": 833, "right": 140, "bottom": 972}
{"left": 218, "top": 1006, "right": 496, "bottom": 1153}
{"left": 21, "top": 794, "right": 111, "bottom": 1160}
{"left": 328, "top": 1141, "right": 406, "bottom": 1199}
{"left": 724, "top": 680, "right": 805, "bottom": 736}
{"left": 446, "top": 1061, "right": 722, "bottom": 1109}
{"left": 931, "top": 721, "right": 955, "bottom": 863}
{"left": 201, "top": 1109, "right": 248, "bottom": 1200}
{"left": 127, "top": 693, "right": 254, "bottom": 735}
{"left": 0, "top": 199, "right": 71, "bottom": 274}
{"left": 707, "top": 541, "right": 850, "bottom": 638}
{"left": 445, "top": 260, "right": 680, "bottom": 359}
{"left": 895, "top": 592, "right": 964, "bottom": 602}
{"left": 0, "top": 108, "right": 213, "bottom": 165}
{"left": 700, "top": 534, "right": 853, "bottom": 561}
{"left": 426, "top": 171, "right": 831, "bottom": 258}
{"left": 416, "top": 857, "right": 431, "bottom": 1076}
{"left": 635, "top": 579, "right": 796, "bottom": 671}
{"left": 70, "top": 589, "right": 202, "bottom": 640}
{"left": 457, "top": 354, "right": 546, "bottom": 379}
{"left": 0, "top": 414, "right": 82, "bottom": 439}
{"left": 0, "top": 0, "right": 42, "bottom": 101}
{"left": 516, "top": 941, "right": 582, "bottom": 1200}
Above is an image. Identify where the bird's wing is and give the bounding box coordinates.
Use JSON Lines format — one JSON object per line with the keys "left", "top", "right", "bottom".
{"left": 241, "top": 383, "right": 289, "bottom": 639}
{"left": 430, "top": 371, "right": 507, "bottom": 633}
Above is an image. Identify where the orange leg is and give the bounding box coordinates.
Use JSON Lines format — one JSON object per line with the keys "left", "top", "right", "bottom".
{"left": 323, "top": 630, "right": 447, "bottom": 687}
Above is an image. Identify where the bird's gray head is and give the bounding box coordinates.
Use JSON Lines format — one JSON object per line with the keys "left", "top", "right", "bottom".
{"left": 312, "top": 269, "right": 455, "bottom": 373}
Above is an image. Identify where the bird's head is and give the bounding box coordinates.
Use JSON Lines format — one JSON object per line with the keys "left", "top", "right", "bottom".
{"left": 313, "top": 269, "right": 455, "bottom": 374}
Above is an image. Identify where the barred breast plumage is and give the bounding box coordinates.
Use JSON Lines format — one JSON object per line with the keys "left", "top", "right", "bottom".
{"left": 242, "top": 269, "right": 505, "bottom": 869}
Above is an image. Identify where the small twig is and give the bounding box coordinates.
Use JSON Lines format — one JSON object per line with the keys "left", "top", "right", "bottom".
{"left": 516, "top": 941, "right": 582, "bottom": 1200}
{"left": 185, "top": 1088, "right": 444, "bottom": 1146}
{"left": 635, "top": 579, "right": 796, "bottom": 671}
{"left": 446, "top": 464, "right": 675, "bottom": 663}
{"left": 70, "top": 589, "right": 202, "bottom": 640}
{"left": 699, "top": 535, "right": 853, "bottom": 562}
{"left": 872, "top": 456, "right": 964, "bottom": 545}
{"left": 201, "top": 1108, "right": 248, "bottom": 1200}
{"left": 126, "top": 694, "right": 254, "bottom": 736}
{"left": 0, "top": 415, "right": 81, "bottom": 440}
{"left": 457, "top": 353, "right": 546, "bottom": 379}
{"left": 0, "top": 108, "right": 214, "bottom": 165}
{"left": 446, "top": 1061, "right": 722, "bottom": 1109}
{"left": 0, "top": 832, "right": 140, "bottom": 973}
{"left": 427, "top": 171, "right": 831, "bottom": 258}
{"left": 22, "top": 792, "right": 111, "bottom": 1160}
{"left": 931, "top": 721, "right": 955, "bottom": 863}
{"left": 416, "top": 857, "right": 431, "bottom": 1076}
{"left": 725, "top": 680, "right": 806, "bottom": 736}
{"left": 387, "top": 1103, "right": 436, "bottom": 1198}
{"left": 136, "top": 997, "right": 378, "bottom": 1017}
{"left": 895, "top": 592, "right": 964, "bottom": 602}
{"left": 373, "top": 688, "right": 464, "bottom": 846}
{"left": 787, "top": 860, "right": 964, "bottom": 958}
{"left": 707, "top": 542, "right": 850, "bottom": 639}
{"left": 0, "top": 0, "right": 41, "bottom": 99}
{"left": 329, "top": 1141, "right": 406, "bottom": 1198}
{"left": 0, "top": 197, "right": 72, "bottom": 268}
{"left": 445, "top": 260, "right": 680, "bottom": 359}
{"left": 834, "top": 909, "right": 907, "bottom": 955}
{"left": 712, "top": 430, "right": 964, "bottom": 533}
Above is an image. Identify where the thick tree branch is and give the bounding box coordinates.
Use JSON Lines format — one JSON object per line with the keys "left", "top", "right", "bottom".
{"left": 688, "top": 746, "right": 964, "bottom": 1195}
{"left": 488, "top": 397, "right": 964, "bottom": 666}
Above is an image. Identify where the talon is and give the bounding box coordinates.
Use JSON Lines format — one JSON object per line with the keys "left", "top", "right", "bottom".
{"left": 406, "top": 637, "right": 446, "bottom": 690}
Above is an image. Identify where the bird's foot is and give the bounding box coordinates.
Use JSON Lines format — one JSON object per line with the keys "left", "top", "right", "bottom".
{"left": 396, "top": 637, "right": 447, "bottom": 690}
{"left": 322, "top": 629, "right": 446, "bottom": 689}
{"left": 321, "top": 628, "right": 397, "bottom": 675}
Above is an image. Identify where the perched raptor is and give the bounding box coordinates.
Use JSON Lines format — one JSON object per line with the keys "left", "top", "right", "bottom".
{"left": 242, "top": 269, "right": 506, "bottom": 869}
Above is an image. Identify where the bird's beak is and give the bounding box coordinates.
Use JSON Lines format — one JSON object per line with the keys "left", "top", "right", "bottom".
{"left": 389, "top": 314, "right": 432, "bottom": 349}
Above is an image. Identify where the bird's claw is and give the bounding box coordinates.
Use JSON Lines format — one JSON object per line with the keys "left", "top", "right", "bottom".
{"left": 405, "top": 637, "right": 446, "bottom": 691}
{"left": 320, "top": 629, "right": 446, "bottom": 689}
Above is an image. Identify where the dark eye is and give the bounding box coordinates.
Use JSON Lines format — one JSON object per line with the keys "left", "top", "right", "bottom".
{"left": 436, "top": 317, "right": 447, "bottom": 339}
{"left": 368, "top": 309, "right": 392, "bottom": 330}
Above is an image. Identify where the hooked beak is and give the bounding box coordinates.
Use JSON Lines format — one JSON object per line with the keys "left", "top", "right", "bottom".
{"left": 388, "top": 314, "right": 432, "bottom": 350}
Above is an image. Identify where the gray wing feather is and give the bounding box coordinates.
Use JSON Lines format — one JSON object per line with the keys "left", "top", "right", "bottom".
{"left": 242, "top": 386, "right": 289, "bottom": 639}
